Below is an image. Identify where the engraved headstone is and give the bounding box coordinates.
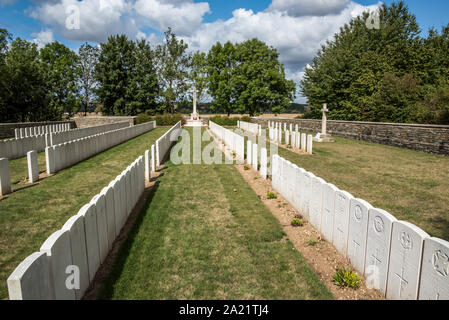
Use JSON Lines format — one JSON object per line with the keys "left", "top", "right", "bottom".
{"left": 332, "top": 190, "right": 354, "bottom": 256}
{"left": 347, "top": 198, "right": 373, "bottom": 274}
{"left": 386, "top": 221, "right": 429, "bottom": 300}
{"left": 365, "top": 208, "right": 396, "bottom": 294}
{"left": 321, "top": 183, "right": 338, "bottom": 242}
{"left": 309, "top": 176, "right": 326, "bottom": 231}
{"left": 418, "top": 237, "right": 449, "bottom": 300}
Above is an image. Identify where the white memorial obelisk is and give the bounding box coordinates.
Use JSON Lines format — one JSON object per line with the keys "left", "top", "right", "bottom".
{"left": 186, "top": 86, "right": 202, "bottom": 127}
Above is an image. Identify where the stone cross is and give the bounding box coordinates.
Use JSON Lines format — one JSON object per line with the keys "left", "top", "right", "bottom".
{"left": 321, "top": 103, "right": 328, "bottom": 135}
{"left": 192, "top": 86, "right": 197, "bottom": 115}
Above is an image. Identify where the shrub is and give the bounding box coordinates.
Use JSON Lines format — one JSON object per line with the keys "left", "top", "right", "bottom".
{"left": 135, "top": 113, "right": 185, "bottom": 126}
{"left": 291, "top": 218, "right": 303, "bottom": 227}
{"left": 209, "top": 115, "right": 238, "bottom": 126}
{"left": 333, "top": 258, "right": 361, "bottom": 289}
{"left": 267, "top": 192, "right": 277, "bottom": 199}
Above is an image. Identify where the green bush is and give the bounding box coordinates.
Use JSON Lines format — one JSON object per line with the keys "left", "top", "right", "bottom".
{"left": 208, "top": 115, "right": 255, "bottom": 126}
{"left": 209, "top": 115, "right": 239, "bottom": 126}
{"left": 290, "top": 218, "right": 303, "bottom": 227}
{"left": 135, "top": 113, "right": 185, "bottom": 126}
{"left": 333, "top": 258, "right": 361, "bottom": 289}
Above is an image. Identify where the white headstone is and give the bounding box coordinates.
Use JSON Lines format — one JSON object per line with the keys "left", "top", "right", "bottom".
{"left": 247, "top": 140, "right": 252, "bottom": 165}
{"left": 0, "top": 158, "right": 12, "bottom": 196}
{"left": 252, "top": 143, "right": 258, "bottom": 169}
{"left": 300, "top": 171, "right": 314, "bottom": 219}
{"left": 27, "top": 150, "right": 39, "bottom": 183}
{"left": 418, "top": 237, "right": 449, "bottom": 300}
{"left": 347, "top": 198, "right": 373, "bottom": 274}
{"left": 307, "top": 134, "right": 313, "bottom": 154}
{"left": 260, "top": 147, "right": 267, "bottom": 179}
{"left": 61, "top": 214, "right": 90, "bottom": 300}
{"left": 151, "top": 144, "right": 156, "bottom": 172}
{"left": 309, "top": 176, "right": 325, "bottom": 230}
{"left": 91, "top": 194, "right": 109, "bottom": 263}
{"left": 145, "top": 150, "right": 150, "bottom": 183}
{"left": 7, "top": 251, "right": 52, "bottom": 300}
{"left": 101, "top": 186, "right": 116, "bottom": 250}
{"left": 78, "top": 203, "right": 100, "bottom": 283}
{"left": 40, "top": 229, "right": 75, "bottom": 300}
{"left": 386, "top": 221, "right": 429, "bottom": 300}
{"left": 332, "top": 190, "right": 354, "bottom": 256}
{"left": 364, "top": 208, "right": 397, "bottom": 295}
{"left": 321, "top": 183, "right": 338, "bottom": 242}
{"left": 301, "top": 133, "right": 306, "bottom": 151}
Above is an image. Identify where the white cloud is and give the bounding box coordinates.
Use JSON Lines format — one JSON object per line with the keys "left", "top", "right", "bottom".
{"left": 181, "top": 2, "right": 381, "bottom": 102}
{"left": 29, "top": 0, "right": 381, "bottom": 102}
{"left": 30, "top": 0, "right": 136, "bottom": 42}
{"left": 267, "top": 0, "right": 351, "bottom": 17}
{"left": 134, "top": 0, "right": 210, "bottom": 36}
{"left": 31, "top": 29, "right": 54, "bottom": 49}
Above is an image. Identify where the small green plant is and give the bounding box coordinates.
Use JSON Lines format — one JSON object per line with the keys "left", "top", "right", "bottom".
{"left": 290, "top": 218, "right": 303, "bottom": 227}
{"left": 244, "top": 165, "right": 250, "bottom": 170}
{"left": 306, "top": 238, "right": 318, "bottom": 246}
{"left": 333, "top": 258, "right": 361, "bottom": 289}
{"left": 267, "top": 192, "right": 277, "bottom": 199}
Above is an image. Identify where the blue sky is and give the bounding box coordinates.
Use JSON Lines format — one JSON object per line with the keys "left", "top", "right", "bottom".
{"left": 0, "top": 0, "right": 447, "bottom": 103}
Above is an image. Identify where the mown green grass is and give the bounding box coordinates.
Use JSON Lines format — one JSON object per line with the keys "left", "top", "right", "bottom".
{"left": 250, "top": 127, "right": 449, "bottom": 241}
{"left": 0, "top": 127, "right": 169, "bottom": 300}
{"left": 98, "top": 128, "right": 332, "bottom": 300}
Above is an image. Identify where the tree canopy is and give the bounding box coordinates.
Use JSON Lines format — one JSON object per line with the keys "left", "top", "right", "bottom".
{"left": 300, "top": 1, "right": 449, "bottom": 124}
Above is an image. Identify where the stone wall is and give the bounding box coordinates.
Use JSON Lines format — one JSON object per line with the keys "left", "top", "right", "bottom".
{"left": 73, "top": 116, "right": 136, "bottom": 128}
{"left": 253, "top": 118, "right": 449, "bottom": 156}
{"left": 0, "top": 121, "right": 75, "bottom": 139}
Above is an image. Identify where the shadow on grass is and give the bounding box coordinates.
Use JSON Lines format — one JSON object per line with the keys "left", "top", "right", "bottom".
{"left": 96, "top": 180, "right": 162, "bottom": 300}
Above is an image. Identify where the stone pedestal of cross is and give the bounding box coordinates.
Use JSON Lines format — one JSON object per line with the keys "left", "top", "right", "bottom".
{"left": 185, "top": 86, "right": 203, "bottom": 127}
{"left": 313, "top": 103, "right": 334, "bottom": 142}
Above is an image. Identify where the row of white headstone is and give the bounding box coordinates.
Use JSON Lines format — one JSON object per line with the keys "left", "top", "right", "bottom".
{"left": 1, "top": 122, "right": 131, "bottom": 160}
{"left": 237, "top": 120, "right": 261, "bottom": 136}
{"left": 46, "top": 121, "right": 156, "bottom": 174}
{"left": 245, "top": 140, "right": 268, "bottom": 179}
{"left": 209, "top": 121, "right": 245, "bottom": 162}
{"left": 155, "top": 121, "right": 182, "bottom": 166}
{"left": 270, "top": 154, "right": 449, "bottom": 300}
{"left": 267, "top": 121, "right": 313, "bottom": 154}
{"left": 7, "top": 156, "right": 146, "bottom": 300}
{"left": 48, "top": 122, "right": 130, "bottom": 147}
{"left": 14, "top": 123, "right": 71, "bottom": 139}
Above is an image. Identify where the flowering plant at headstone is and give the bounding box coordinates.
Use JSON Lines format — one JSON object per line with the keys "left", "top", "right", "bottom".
{"left": 333, "top": 257, "right": 361, "bottom": 289}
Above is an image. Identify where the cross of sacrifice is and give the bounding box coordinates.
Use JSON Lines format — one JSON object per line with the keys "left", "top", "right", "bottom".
{"left": 321, "top": 103, "right": 329, "bottom": 136}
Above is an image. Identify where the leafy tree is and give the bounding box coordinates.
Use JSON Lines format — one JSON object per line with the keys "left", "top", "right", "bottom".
{"left": 95, "top": 35, "right": 137, "bottom": 115}
{"left": 206, "top": 41, "right": 237, "bottom": 116}
{"left": 300, "top": 1, "right": 424, "bottom": 122}
{"left": 0, "top": 28, "right": 12, "bottom": 119}
{"left": 40, "top": 42, "right": 80, "bottom": 117}
{"left": 129, "top": 39, "right": 159, "bottom": 115}
{"left": 189, "top": 51, "right": 209, "bottom": 106}
{"left": 78, "top": 43, "right": 99, "bottom": 116}
{"left": 233, "top": 39, "right": 296, "bottom": 116}
{"left": 155, "top": 28, "right": 191, "bottom": 113}
{"left": 0, "top": 38, "right": 48, "bottom": 122}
